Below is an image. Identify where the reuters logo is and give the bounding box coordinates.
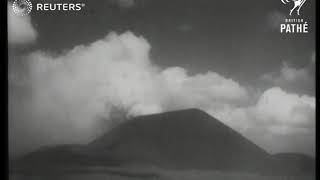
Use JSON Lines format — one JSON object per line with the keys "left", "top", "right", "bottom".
{"left": 12, "top": 0, "right": 33, "bottom": 16}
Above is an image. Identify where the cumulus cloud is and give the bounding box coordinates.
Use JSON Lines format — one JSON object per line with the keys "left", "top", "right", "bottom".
{"left": 254, "top": 87, "right": 315, "bottom": 129}
{"left": 215, "top": 87, "right": 315, "bottom": 155}
{"left": 8, "top": 1, "right": 316, "bottom": 153}
{"left": 9, "top": 31, "right": 249, "bottom": 156}
{"left": 8, "top": 3, "right": 37, "bottom": 45}
{"left": 9, "top": 30, "right": 315, "bottom": 156}
{"left": 262, "top": 62, "right": 309, "bottom": 84}
{"left": 261, "top": 59, "right": 315, "bottom": 95}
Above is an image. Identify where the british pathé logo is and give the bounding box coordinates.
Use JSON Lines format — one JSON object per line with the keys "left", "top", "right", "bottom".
{"left": 280, "top": 19, "right": 308, "bottom": 33}
{"left": 279, "top": 0, "right": 309, "bottom": 33}
{"left": 281, "top": 0, "right": 307, "bottom": 16}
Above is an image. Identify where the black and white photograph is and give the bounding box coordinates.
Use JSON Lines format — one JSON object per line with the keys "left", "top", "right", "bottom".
{"left": 8, "top": 0, "right": 316, "bottom": 179}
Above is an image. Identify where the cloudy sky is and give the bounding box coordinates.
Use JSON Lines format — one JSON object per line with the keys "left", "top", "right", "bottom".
{"left": 8, "top": 0, "right": 315, "bottom": 157}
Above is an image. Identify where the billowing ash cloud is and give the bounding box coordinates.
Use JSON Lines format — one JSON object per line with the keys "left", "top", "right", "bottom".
{"left": 9, "top": 30, "right": 315, "bottom": 156}
{"left": 8, "top": 3, "right": 37, "bottom": 45}
{"left": 9, "top": 32, "right": 248, "bottom": 156}
{"left": 261, "top": 58, "right": 315, "bottom": 95}
{"left": 214, "top": 86, "right": 315, "bottom": 155}
{"left": 255, "top": 87, "right": 315, "bottom": 130}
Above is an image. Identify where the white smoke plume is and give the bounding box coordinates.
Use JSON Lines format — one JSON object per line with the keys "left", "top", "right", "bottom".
{"left": 8, "top": 3, "right": 37, "bottom": 45}
{"left": 9, "top": 32, "right": 249, "bottom": 156}
{"left": 9, "top": 29, "right": 315, "bottom": 156}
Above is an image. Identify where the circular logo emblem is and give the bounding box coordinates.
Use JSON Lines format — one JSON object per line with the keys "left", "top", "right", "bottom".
{"left": 12, "top": 0, "right": 33, "bottom": 16}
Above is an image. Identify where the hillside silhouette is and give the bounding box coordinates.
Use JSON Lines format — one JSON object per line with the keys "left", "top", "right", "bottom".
{"left": 11, "top": 109, "right": 315, "bottom": 176}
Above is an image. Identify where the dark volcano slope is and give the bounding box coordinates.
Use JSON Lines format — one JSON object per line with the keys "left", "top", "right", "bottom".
{"left": 271, "top": 153, "right": 315, "bottom": 176}
{"left": 12, "top": 109, "right": 314, "bottom": 176}
{"left": 86, "top": 108, "right": 272, "bottom": 172}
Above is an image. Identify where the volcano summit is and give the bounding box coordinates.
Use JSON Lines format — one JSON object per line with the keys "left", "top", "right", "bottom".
{"left": 11, "top": 109, "right": 314, "bottom": 176}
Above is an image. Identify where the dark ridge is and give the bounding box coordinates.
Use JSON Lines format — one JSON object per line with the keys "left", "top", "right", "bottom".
{"left": 87, "top": 108, "right": 271, "bottom": 172}
{"left": 271, "top": 153, "right": 315, "bottom": 176}
{"left": 11, "top": 108, "right": 314, "bottom": 176}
